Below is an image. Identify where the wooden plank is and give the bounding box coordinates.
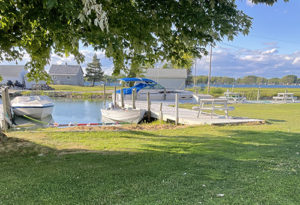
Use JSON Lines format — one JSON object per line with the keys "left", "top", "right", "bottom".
{"left": 123, "top": 100, "right": 264, "bottom": 125}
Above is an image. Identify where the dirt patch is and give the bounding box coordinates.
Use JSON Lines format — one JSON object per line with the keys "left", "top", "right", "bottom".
{"left": 0, "top": 137, "right": 52, "bottom": 155}
{"left": 55, "top": 124, "right": 186, "bottom": 132}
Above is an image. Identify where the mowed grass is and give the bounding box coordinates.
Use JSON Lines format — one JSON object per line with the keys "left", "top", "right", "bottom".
{"left": 188, "top": 87, "right": 300, "bottom": 99}
{"left": 1, "top": 104, "right": 300, "bottom": 204}
{"left": 50, "top": 84, "right": 121, "bottom": 92}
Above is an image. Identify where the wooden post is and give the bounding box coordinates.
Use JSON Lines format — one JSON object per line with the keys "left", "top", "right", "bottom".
{"left": 285, "top": 89, "right": 288, "bottom": 103}
{"left": 163, "top": 88, "right": 166, "bottom": 100}
{"left": 2, "top": 87, "right": 12, "bottom": 131}
{"left": 175, "top": 93, "right": 179, "bottom": 125}
{"left": 121, "top": 88, "right": 124, "bottom": 108}
{"left": 147, "top": 92, "right": 151, "bottom": 121}
{"left": 103, "top": 84, "right": 106, "bottom": 99}
{"left": 114, "top": 86, "right": 117, "bottom": 107}
{"left": 132, "top": 88, "right": 136, "bottom": 109}
{"left": 159, "top": 102, "right": 163, "bottom": 122}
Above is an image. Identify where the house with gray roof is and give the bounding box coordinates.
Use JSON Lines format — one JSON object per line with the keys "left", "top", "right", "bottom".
{"left": 49, "top": 64, "right": 84, "bottom": 86}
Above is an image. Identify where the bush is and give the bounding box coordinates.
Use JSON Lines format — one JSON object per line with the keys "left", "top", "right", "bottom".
{"left": 209, "top": 87, "right": 225, "bottom": 97}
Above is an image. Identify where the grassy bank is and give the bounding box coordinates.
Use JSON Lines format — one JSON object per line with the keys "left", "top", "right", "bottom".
{"left": 21, "top": 85, "right": 123, "bottom": 99}
{"left": 50, "top": 85, "right": 121, "bottom": 92}
{"left": 1, "top": 103, "right": 300, "bottom": 204}
{"left": 188, "top": 87, "right": 300, "bottom": 100}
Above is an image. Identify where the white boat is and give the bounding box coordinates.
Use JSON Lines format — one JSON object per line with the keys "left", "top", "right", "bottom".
{"left": 11, "top": 96, "right": 54, "bottom": 119}
{"left": 101, "top": 106, "right": 146, "bottom": 124}
{"left": 114, "top": 77, "right": 193, "bottom": 102}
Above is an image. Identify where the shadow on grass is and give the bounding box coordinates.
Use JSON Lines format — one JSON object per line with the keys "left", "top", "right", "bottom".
{"left": 267, "top": 119, "right": 286, "bottom": 123}
{"left": 0, "top": 129, "right": 300, "bottom": 204}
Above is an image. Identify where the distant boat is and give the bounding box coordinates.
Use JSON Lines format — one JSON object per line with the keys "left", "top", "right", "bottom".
{"left": 11, "top": 96, "right": 54, "bottom": 119}
{"left": 115, "top": 78, "right": 193, "bottom": 101}
{"left": 101, "top": 104, "right": 145, "bottom": 124}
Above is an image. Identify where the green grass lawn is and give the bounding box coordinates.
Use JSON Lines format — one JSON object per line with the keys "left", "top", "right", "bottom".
{"left": 188, "top": 87, "right": 300, "bottom": 99}
{"left": 1, "top": 104, "right": 300, "bottom": 204}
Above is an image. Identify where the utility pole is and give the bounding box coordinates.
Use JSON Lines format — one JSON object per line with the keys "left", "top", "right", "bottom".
{"left": 207, "top": 44, "right": 213, "bottom": 94}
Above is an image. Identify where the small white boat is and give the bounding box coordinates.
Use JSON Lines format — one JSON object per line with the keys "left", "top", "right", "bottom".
{"left": 101, "top": 106, "right": 145, "bottom": 124}
{"left": 11, "top": 96, "right": 54, "bottom": 119}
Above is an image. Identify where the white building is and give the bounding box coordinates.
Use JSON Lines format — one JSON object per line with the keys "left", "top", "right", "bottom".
{"left": 143, "top": 68, "right": 187, "bottom": 90}
{"left": 0, "top": 65, "right": 43, "bottom": 88}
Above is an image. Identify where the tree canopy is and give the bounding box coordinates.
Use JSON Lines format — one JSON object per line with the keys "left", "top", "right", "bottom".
{"left": 0, "top": 0, "right": 287, "bottom": 81}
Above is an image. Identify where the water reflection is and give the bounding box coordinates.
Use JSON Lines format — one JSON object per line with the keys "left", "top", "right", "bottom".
{"left": 52, "top": 98, "right": 110, "bottom": 124}
{"left": 12, "top": 98, "right": 110, "bottom": 129}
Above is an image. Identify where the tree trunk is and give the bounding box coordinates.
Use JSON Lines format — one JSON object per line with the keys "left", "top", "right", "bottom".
{"left": 0, "top": 131, "right": 7, "bottom": 143}
{"left": 92, "top": 79, "right": 95, "bottom": 87}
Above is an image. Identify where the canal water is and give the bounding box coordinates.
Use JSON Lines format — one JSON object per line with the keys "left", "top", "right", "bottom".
{"left": 51, "top": 98, "right": 111, "bottom": 124}
{"left": 9, "top": 98, "right": 111, "bottom": 127}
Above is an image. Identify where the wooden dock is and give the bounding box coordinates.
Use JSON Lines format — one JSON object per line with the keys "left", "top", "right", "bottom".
{"left": 123, "top": 100, "right": 264, "bottom": 125}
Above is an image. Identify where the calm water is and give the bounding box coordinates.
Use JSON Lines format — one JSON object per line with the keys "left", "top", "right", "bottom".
{"left": 190, "top": 84, "right": 300, "bottom": 88}
{"left": 52, "top": 98, "right": 110, "bottom": 124}
{"left": 6, "top": 98, "right": 111, "bottom": 126}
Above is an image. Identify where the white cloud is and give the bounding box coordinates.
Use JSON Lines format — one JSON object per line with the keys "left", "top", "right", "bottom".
{"left": 246, "top": 0, "right": 254, "bottom": 7}
{"left": 194, "top": 46, "right": 300, "bottom": 78}
{"left": 2, "top": 45, "right": 300, "bottom": 78}
{"left": 292, "top": 57, "right": 300, "bottom": 65}
{"left": 262, "top": 48, "right": 278, "bottom": 55}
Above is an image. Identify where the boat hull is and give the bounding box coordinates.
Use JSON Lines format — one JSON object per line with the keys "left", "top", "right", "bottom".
{"left": 101, "top": 108, "right": 145, "bottom": 124}
{"left": 12, "top": 106, "right": 54, "bottom": 119}
{"left": 116, "top": 90, "right": 193, "bottom": 101}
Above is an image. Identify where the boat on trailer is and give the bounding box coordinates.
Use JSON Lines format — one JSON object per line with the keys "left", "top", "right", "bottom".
{"left": 11, "top": 96, "right": 54, "bottom": 119}
{"left": 114, "top": 78, "right": 193, "bottom": 101}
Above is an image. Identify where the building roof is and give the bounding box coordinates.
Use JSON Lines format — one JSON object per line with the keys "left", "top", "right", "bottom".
{"left": 49, "top": 64, "right": 83, "bottom": 76}
{"left": 0, "top": 65, "right": 25, "bottom": 77}
{"left": 144, "top": 68, "right": 187, "bottom": 79}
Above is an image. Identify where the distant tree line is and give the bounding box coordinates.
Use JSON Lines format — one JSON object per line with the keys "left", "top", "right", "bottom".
{"left": 194, "top": 75, "right": 299, "bottom": 85}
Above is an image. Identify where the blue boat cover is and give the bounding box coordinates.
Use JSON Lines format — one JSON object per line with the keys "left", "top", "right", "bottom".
{"left": 116, "top": 83, "right": 149, "bottom": 95}
{"left": 119, "top": 77, "right": 156, "bottom": 84}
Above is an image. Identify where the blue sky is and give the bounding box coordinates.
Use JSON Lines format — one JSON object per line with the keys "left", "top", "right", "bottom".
{"left": 199, "top": 0, "right": 300, "bottom": 78}
{"left": 1, "top": 0, "right": 299, "bottom": 78}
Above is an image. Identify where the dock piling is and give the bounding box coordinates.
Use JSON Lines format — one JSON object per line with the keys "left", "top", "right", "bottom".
{"left": 103, "top": 84, "right": 106, "bottom": 98}
{"left": 175, "top": 94, "right": 179, "bottom": 125}
{"left": 121, "top": 88, "right": 124, "bottom": 108}
{"left": 147, "top": 92, "right": 151, "bottom": 121}
{"left": 114, "top": 86, "right": 117, "bottom": 107}
{"left": 159, "top": 102, "right": 163, "bottom": 122}
{"left": 132, "top": 88, "right": 136, "bottom": 109}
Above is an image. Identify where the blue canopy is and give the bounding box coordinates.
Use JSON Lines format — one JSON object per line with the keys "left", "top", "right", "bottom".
{"left": 116, "top": 83, "right": 149, "bottom": 95}
{"left": 119, "top": 77, "right": 156, "bottom": 84}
